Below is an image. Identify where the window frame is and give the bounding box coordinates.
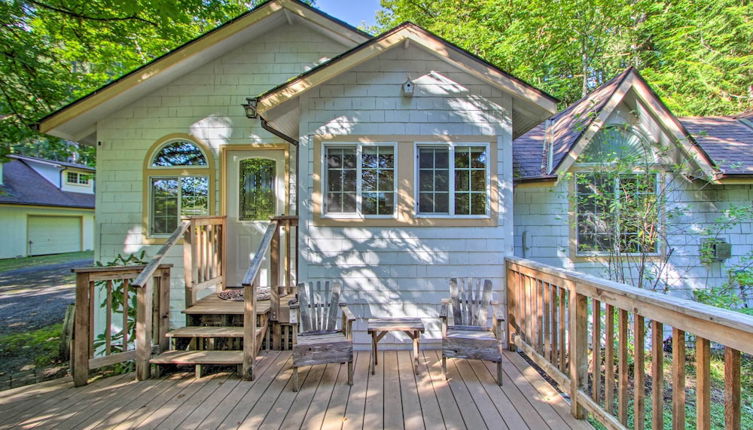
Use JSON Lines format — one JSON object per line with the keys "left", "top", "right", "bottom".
{"left": 321, "top": 141, "right": 398, "bottom": 220}
{"left": 142, "top": 134, "right": 215, "bottom": 240}
{"left": 414, "top": 141, "right": 491, "bottom": 219}
{"left": 65, "top": 171, "right": 91, "bottom": 186}
{"left": 573, "top": 169, "right": 662, "bottom": 258}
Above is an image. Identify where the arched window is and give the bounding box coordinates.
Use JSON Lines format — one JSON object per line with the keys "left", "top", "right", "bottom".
{"left": 580, "top": 126, "right": 652, "bottom": 163}
{"left": 144, "top": 136, "right": 214, "bottom": 236}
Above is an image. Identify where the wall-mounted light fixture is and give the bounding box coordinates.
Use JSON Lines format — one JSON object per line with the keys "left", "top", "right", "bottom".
{"left": 242, "top": 97, "right": 258, "bottom": 118}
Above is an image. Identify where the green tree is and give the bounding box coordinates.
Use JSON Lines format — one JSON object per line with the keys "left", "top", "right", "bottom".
{"left": 0, "top": 0, "right": 275, "bottom": 163}
{"left": 377, "top": 0, "right": 753, "bottom": 116}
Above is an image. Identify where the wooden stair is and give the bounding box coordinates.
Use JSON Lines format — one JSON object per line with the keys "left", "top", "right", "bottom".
{"left": 149, "top": 294, "right": 270, "bottom": 378}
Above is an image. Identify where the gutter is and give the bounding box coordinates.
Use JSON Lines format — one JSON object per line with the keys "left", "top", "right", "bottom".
{"left": 514, "top": 175, "right": 558, "bottom": 185}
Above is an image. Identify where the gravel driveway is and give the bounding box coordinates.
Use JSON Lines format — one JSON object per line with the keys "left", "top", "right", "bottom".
{"left": 0, "top": 259, "right": 93, "bottom": 335}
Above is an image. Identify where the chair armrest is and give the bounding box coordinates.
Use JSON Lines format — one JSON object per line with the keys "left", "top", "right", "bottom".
{"left": 339, "top": 303, "right": 356, "bottom": 340}
{"left": 491, "top": 301, "right": 505, "bottom": 340}
{"left": 440, "top": 299, "right": 450, "bottom": 337}
{"left": 339, "top": 303, "right": 356, "bottom": 321}
{"left": 288, "top": 298, "right": 298, "bottom": 309}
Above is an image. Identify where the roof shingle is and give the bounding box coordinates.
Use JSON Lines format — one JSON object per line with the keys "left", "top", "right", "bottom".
{"left": 680, "top": 115, "right": 753, "bottom": 175}
{"left": 0, "top": 159, "right": 95, "bottom": 209}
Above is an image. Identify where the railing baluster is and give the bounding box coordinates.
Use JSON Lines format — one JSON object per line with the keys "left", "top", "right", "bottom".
{"left": 559, "top": 287, "right": 566, "bottom": 372}
{"left": 672, "top": 328, "right": 686, "bottom": 430}
{"left": 634, "top": 314, "right": 645, "bottom": 430}
{"left": 105, "top": 280, "right": 113, "bottom": 355}
{"left": 618, "top": 309, "right": 628, "bottom": 425}
{"left": 543, "top": 282, "right": 551, "bottom": 361}
{"left": 551, "top": 285, "right": 558, "bottom": 363}
{"left": 122, "top": 278, "right": 129, "bottom": 350}
{"left": 725, "top": 347, "right": 741, "bottom": 430}
{"left": 651, "top": 321, "right": 664, "bottom": 430}
{"left": 568, "top": 281, "right": 587, "bottom": 419}
{"left": 604, "top": 304, "right": 615, "bottom": 415}
{"left": 73, "top": 271, "right": 91, "bottom": 387}
{"left": 696, "top": 336, "right": 711, "bottom": 430}
{"left": 591, "top": 299, "right": 601, "bottom": 404}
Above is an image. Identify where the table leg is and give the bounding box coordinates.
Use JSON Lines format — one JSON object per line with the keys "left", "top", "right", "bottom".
{"left": 371, "top": 332, "right": 377, "bottom": 375}
{"left": 413, "top": 330, "right": 420, "bottom": 374}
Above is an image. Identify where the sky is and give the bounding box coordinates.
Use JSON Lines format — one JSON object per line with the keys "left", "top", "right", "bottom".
{"left": 314, "top": 0, "right": 383, "bottom": 30}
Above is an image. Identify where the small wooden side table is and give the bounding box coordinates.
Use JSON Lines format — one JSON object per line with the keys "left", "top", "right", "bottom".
{"left": 367, "top": 317, "right": 425, "bottom": 375}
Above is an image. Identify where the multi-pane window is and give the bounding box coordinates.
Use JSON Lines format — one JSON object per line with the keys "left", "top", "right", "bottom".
{"left": 66, "top": 172, "right": 91, "bottom": 185}
{"left": 417, "top": 143, "right": 489, "bottom": 216}
{"left": 324, "top": 143, "right": 396, "bottom": 217}
{"left": 148, "top": 139, "right": 211, "bottom": 235}
{"left": 576, "top": 173, "right": 658, "bottom": 255}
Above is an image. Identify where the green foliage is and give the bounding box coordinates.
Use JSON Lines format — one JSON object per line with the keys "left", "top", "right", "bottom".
{"left": 92, "top": 251, "right": 148, "bottom": 372}
{"left": 0, "top": 0, "right": 270, "bottom": 161}
{"left": 378, "top": 0, "right": 753, "bottom": 116}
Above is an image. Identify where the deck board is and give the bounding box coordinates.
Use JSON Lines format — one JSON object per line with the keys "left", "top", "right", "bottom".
{"left": 0, "top": 350, "right": 593, "bottom": 429}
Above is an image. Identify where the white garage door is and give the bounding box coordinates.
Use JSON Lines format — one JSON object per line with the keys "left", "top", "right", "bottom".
{"left": 28, "top": 216, "right": 82, "bottom": 256}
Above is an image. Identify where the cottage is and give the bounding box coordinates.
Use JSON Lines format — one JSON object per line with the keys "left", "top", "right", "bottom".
{"left": 0, "top": 155, "right": 95, "bottom": 258}
{"left": 38, "top": 0, "right": 557, "bottom": 346}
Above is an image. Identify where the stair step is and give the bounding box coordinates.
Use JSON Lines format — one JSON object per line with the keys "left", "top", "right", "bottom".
{"left": 166, "top": 326, "right": 244, "bottom": 338}
{"left": 150, "top": 350, "right": 243, "bottom": 365}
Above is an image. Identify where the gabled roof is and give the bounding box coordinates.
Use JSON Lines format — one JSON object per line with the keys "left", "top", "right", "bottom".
{"left": 10, "top": 154, "right": 95, "bottom": 172}
{"left": 256, "top": 22, "right": 559, "bottom": 119}
{"left": 37, "top": 0, "right": 370, "bottom": 143}
{"left": 513, "top": 67, "right": 717, "bottom": 182}
{"left": 680, "top": 115, "right": 753, "bottom": 176}
{"left": 0, "top": 159, "right": 95, "bottom": 209}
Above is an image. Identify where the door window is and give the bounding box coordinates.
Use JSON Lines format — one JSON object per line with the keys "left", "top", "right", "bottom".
{"left": 239, "top": 158, "right": 276, "bottom": 221}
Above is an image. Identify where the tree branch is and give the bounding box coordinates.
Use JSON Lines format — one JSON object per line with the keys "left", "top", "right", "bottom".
{"left": 27, "top": 0, "right": 158, "bottom": 26}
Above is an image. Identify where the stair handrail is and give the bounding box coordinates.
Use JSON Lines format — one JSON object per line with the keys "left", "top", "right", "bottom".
{"left": 240, "top": 219, "right": 279, "bottom": 380}
{"left": 132, "top": 220, "right": 190, "bottom": 288}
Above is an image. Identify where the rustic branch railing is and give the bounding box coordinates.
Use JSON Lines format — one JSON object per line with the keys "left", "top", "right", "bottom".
{"left": 71, "top": 264, "right": 171, "bottom": 387}
{"left": 183, "top": 216, "right": 227, "bottom": 307}
{"left": 506, "top": 256, "right": 753, "bottom": 430}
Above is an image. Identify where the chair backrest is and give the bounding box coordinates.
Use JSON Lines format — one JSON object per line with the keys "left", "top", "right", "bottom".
{"left": 297, "top": 281, "right": 341, "bottom": 333}
{"left": 450, "top": 278, "right": 493, "bottom": 327}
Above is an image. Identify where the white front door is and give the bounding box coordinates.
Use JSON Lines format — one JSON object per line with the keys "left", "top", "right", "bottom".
{"left": 226, "top": 150, "right": 286, "bottom": 287}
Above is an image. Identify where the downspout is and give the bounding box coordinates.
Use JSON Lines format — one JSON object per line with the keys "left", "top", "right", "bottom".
{"left": 259, "top": 115, "right": 300, "bottom": 283}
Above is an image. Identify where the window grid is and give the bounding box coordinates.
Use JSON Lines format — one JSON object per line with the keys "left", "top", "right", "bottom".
{"left": 150, "top": 176, "right": 209, "bottom": 235}
{"left": 417, "top": 143, "right": 489, "bottom": 216}
{"left": 323, "top": 143, "right": 396, "bottom": 217}
{"left": 576, "top": 173, "right": 658, "bottom": 255}
{"left": 361, "top": 146, "right": 395, "bottom": 215}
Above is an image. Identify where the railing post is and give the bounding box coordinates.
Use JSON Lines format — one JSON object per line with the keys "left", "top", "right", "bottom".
{"left": 567, "top": 280, "right": 587, "bottom": 419}
{"left": 270, "top": 222, "right": 280, "bottom": 321}
{"left": 242, "top": 278, "right": 257, "bottom": 380}
{"left": 505, "top": 264, "right": 516, "bottom": 351}
{"left": 135, "top": 277, "right": 154, "bottom": 381}
{"left": 73, "top": 271, "right": 91, "bottom": 386}
{"left": 157, "top": 267, "right": 171, "bottom": 353}
{"left": 183, "top": 220, "right": 195, "bottom": 309}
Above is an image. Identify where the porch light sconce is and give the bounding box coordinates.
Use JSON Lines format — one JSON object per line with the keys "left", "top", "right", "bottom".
{"left": 242, "top": 97, "right": 258, "bottom": 118}
{"left": 402, "top": 78, "right": 415, "bottom": 97}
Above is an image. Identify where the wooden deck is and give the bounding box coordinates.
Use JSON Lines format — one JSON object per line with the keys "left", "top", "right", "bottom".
{"left": 0, "top": 350, "right": 591, "bottom": 430}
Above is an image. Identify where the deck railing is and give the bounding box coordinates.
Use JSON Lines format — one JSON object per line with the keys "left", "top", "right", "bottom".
{"left": 239, "top": 215, "right": 298, "bottom": 379}
{"left": 71, "top": 264, "right": 172, "bottom": 386}
{"left": 506, "top": 256, "right": 753, "bottom": 430}
{"left": 183, "top": 216, "right": 227, "bottom": 307}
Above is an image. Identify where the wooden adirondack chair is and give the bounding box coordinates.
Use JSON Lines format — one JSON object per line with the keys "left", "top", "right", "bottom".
{"left": 289, "top": 281, "right": 356, "bottom": 391}
{"left": 439, "top": 278, "right": 505, "bottom": 385}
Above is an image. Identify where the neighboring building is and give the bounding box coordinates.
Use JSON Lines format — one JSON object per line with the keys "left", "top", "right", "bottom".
{"left": 0, "top": 155, "right": 95, "bottom": 258}
{"left": 513, "top": 67, "right": 753, "bottom": 303}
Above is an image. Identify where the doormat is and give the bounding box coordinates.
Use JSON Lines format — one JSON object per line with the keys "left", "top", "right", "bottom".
{"left": 217, "top": 287, "right": 271, "bottom": 302}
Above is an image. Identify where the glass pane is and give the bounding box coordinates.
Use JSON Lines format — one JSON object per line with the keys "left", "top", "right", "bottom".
{"left": 419, "top": 150, "right": 434, "bottom": 168}
{"left": 435, "top": 169, "right": 449, "bottom": 191}
{"left": 471, "top": 193, "right": 486, "bottom": 215}
{"left": 455, "top": 193, "right": 470, "bottom": 215}
{"left": 470, "top": 147, "right": 486, "bottom": 168}
{"left": 455, "top": 147, "right": 469, "bottom": 168}
{"left": 343, "top": 169, "right": 357, "bottom": 191}
{"left": 342, "top": 192, "right": 357, "bottom": 212}
{"left": 362, "top": 169, "right": 377, "bottom": 192}
{"left": 435, "top": 150, "right": 449, "bottom": 168}
{"left": 471, "top": 170, "right": 485, "bottom": 191}
{"left": 380, "top": 193, "right": 394, "bottom": 214}
{"left": 239, "top": 158, "right": 276, "bottom": 221}
{"left": 419, "top": 193, "right": 435, "bottom": 213}
{"left": 362, "top": 147, "right": 378, "bottom": 169}
{"left": 325, "top": 146, "right": 357, "bottom": 214}
{"left": 327, "top": 170, "right": 342, "bottom": 192}
{"left": 455, "top": 170, "right": 469, "bottom": 192}
{"left": 435, "top": 193, "right": 449, "bottom": 213}
{"left": 152, "top": 141, "right": 207, "bottom": 167}
{"left": 363, "top": 193, "right": 377, "bottom": 215}
{"left": 151, "top": 178, "right": 179, "bottom": 234}
{"left": 181, "top": 176, "right": 209, "bottom": 217}
{"left": 379, "top": 147, "right": 394, "bottom": 168}
{"left": 419, "top": 171, "right": 434, "bottom": 191}
{"left": 378, "top": 170, "right": 393, "bottom": 191}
